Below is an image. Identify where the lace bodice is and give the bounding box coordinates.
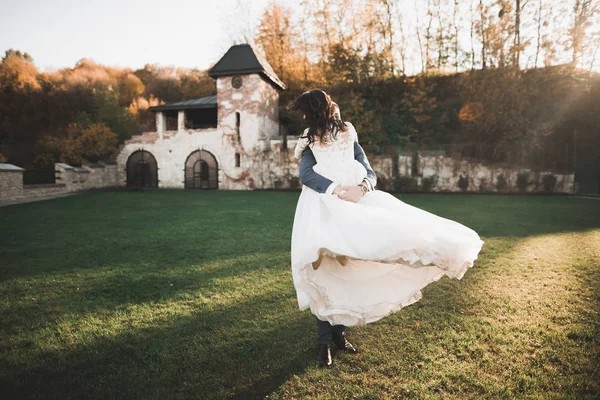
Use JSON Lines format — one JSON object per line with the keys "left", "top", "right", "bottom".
{"left": 294, "top": 122, "right": 366, "bottom": 187}
{"left": 294, "top": 122, "right": 358, "bottom": 164}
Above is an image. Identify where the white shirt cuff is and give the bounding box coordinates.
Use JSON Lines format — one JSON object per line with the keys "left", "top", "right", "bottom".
{"left": 325, "top": 182, "right": 338, "bottom": 195}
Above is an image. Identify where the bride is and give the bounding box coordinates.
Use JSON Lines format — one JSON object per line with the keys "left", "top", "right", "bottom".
{"left": 287, "top": 89, "right": 484, "bottom": 367}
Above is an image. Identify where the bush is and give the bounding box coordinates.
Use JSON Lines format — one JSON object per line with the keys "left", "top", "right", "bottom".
{"left": 542, "top": 174, "right": 557, "bottom": 193}
{"left": 421, "top": 175, "right": 438, "bottom": 192}
{"left": 516, "top": 171, "right": 530, "bottom": 192}
{"left": 60, "top": 122, "right": 118, "bottom": 165}
{"left": 458, "top": 174, "right": 469, "bottom": 191}
{"left": 394, "top": 175, "right": 419, "bottom": 193}
{"left": 496, "top": 174, "right": 508, "bottom": 192}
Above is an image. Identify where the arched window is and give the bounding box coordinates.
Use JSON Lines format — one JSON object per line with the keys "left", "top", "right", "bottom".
{"left": 236, "top": 112, "right": 241, "bottom": 142}
{"left": 126, "top": 150, "right": 158, "bottom": 188}
{"left": 184, "top": 150, "right": 219, "bottom": 189}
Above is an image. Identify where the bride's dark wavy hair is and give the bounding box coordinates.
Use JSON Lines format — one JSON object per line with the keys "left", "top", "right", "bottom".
{"left": 286, "top": 89, "right": 348, "bottom": 145}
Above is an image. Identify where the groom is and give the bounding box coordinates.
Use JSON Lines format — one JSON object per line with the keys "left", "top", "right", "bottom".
{"left": 298, "top": 139, "right": 378, "bottom": 367}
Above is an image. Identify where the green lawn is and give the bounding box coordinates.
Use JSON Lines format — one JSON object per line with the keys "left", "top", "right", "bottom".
{"left": 1, "top": 189, "right": 599, "bottom": 399}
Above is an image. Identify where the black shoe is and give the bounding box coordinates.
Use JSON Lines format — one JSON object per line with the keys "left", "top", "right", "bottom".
{"left": 332, "top": 333, "right": 358, "bottom": 353}
{"left": 317, "top": 344, "right": 332, "bottom": 367}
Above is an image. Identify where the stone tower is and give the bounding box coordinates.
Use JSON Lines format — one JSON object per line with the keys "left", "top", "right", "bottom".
{"left": 208, "top": 44, "right": 286, "bottom": 155}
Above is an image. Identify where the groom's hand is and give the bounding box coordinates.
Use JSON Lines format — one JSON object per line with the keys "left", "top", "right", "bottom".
{"left": 338, "top": 186, "right": 363, "bottom": 202}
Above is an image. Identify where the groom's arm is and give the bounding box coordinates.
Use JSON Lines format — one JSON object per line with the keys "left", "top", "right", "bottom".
{"left": 299, "top": 147, "right": 337, "bottom": 194}
{"left": 298, "top": 144, "right": 377, "bottom": 194}
{"left": 354, "top": 141, "right": 377, "bottom": 191}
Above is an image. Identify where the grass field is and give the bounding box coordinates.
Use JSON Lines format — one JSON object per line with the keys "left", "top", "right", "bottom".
{"left": 0, "top": 189, "right": 599, "bottom": 399}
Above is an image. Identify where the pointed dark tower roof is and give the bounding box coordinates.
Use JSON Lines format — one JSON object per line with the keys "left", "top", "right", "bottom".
{"left": 208, "top": 43, "right": 286, "bottom": 91}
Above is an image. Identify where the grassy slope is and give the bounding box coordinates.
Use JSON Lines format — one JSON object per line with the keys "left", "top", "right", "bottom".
{"left": 0, "top": 190, "right": 598, "bottom": 399}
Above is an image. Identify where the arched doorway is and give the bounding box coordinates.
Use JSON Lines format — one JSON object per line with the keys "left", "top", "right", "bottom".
{"left": 185, "top": 150, "right": 218, "bottom": 189}
{"left": 126, "top": 150, "right": 158, "bottom": 188}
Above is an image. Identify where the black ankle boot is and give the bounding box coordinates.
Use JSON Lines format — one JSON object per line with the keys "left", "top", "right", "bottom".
{"left": 317, "top": 344, "right": 332, "bottom": 367}
{"left": 332, "top": 332, "right": 358, "bottom": 353}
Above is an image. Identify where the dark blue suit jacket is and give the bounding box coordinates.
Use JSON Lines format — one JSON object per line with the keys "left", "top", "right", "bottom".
{"left": 299, "top": 141, "right": 377, "bottom": 193}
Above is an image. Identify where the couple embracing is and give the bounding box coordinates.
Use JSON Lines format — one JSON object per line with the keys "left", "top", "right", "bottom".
{"left": 288, "top": 89, "right": 484, "bottom": 368}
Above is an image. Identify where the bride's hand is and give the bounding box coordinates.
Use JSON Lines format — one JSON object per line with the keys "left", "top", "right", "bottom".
{"left": 332, "top": 185, "right": 343, "bottom": 196}
{"left": 338, "top": 186, "right": 363, "bottom": 202}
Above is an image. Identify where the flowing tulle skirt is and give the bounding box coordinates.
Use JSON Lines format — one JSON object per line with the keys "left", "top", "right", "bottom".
{"left": 290, "top": 162, "right": 484, "bottom": 326}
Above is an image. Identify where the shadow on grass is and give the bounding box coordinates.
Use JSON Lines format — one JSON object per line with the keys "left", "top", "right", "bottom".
{"left": 0, "top": 234, "right": 523, "bottom": 340}
{"left": 1, "top": 289, "right": 317, "bottom": 400}
{"left": 0, "top": 251, "right": 291, "bottom": 338}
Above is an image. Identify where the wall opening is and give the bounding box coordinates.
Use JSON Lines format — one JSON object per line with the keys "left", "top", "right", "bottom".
{"left": 236, "top": 112, "right": 241, "bottom": 142}
{"left": 235, "top": 153, "right": 240, "bottom": 167}
{"left": 165, "top": 110, "right": 178, "bottom": 131}
{"left": 185, "top": 108, "right": 218, "bottom": 129}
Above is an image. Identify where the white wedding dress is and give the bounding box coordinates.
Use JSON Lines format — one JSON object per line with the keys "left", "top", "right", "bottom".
{"left": 290, "top": 122, "right": 484, "bottom": 326}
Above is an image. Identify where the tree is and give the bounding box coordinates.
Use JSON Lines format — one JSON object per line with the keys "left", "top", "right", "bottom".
{"left": 60, "top": 123, "right": 118, "bottom": 165}
{"left": 0, "top": 50, "right": 40, "bottom": 90}
{"left": 569, "top": 0, "right": 599, "bottom": 67}
{"left": 117, "top": 73, "right": 144, "bottom": 107}
{"left": 255, "top": 2, "right": 299, "bottom": 84}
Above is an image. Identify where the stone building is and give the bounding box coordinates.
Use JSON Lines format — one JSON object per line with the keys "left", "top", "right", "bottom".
{"left": 116, "top": 43, "right": 289, "bottom": 190}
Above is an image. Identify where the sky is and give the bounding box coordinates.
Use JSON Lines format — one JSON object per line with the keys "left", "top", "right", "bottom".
{"left": 0, "top": 0, "right": 282, "bottom": 72}
{"left": 1, "top": 0, "right": 598, "bottom": 74}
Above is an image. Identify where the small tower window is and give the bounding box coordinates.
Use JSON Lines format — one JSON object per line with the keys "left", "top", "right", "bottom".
{"left": 231, "top": 75, "right": 243, "bottom": 89}
{"left": 235, "top": 153, "right": 241, "bottom": 167}
{"left": 236, "top": 112, "right": 241, "bottom": 142}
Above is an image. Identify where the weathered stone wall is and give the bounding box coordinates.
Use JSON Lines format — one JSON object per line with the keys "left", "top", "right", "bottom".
{"left": 118, "top": 131, "right": 300, "bottom": 191}
{"left": 56, "top": 162, "right": 120, "bottom": 191}
{"left": 0, "top": 164, "right": 26, "bottom": 201}
{"left": 398, "top": 152, "right": 574, "bottom": 193}
{"left": 251, "top": 139, "right": 299, "bottom": 189}
{"left": 21, "top": 183, "right": 68, "bottom": 198}
{"left": 216, "top": 73, "right": 280, "bottom": 189}
{"left": 369, "top": 156, "right": 395, "bottom": 184}
{"left": 117, "top": 128, "right": 250, "bottom": 189}
{"left": 0, "top": 162, "right": 120, "bottom": 203}
{"left": 217, "top": 73, "right": 279, "bottom": 149}
{"left": 276, "top": 142, "right": 574, "bottom": 193}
